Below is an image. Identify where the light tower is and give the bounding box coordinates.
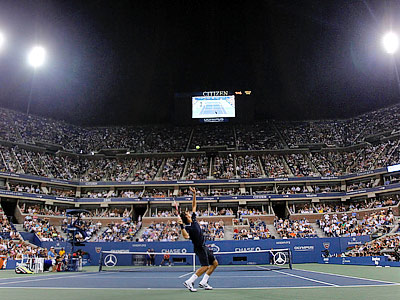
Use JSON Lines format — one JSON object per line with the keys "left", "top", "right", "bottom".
{"left": 26, "top": 45, "right": 47, "bottom": 114}
{"left": 0, "top": 32, "right": 5, "bottom": 50}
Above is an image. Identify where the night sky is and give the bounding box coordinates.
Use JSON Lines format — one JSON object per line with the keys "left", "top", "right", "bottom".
{"left": 0, "top": 0, "right": 400, "bottom": 126}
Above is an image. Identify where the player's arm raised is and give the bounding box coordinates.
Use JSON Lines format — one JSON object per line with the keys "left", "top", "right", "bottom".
{"left": 189, "top": 186, "right": 197, "bottom": 212}
{"left": 178, "top": 218, "right": 189, "bottom": 239}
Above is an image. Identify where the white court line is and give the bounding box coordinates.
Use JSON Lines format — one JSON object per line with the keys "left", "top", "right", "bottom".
{"left": 178, "top": 272, "right": 193, "bottom": 278}
{"left": 0, "top": 283, "right": 398, "bottom": 290}
{"left": 0, "top": 271, "right": 99, "bottom": 282}
{"left": 270, "top": 269, "right": 339, "bottom": 287}
{"left": 0, "top": 272, "right": 94, "bottom": 286}
{"left": 294, "top": 267, "right": 399, "bottom": 285}
{"left": 97, "top": 275, "right": 288, "bottom": 279}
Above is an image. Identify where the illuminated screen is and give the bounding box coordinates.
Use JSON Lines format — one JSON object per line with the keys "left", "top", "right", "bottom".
{"left": 388, "top": 164, "right": 400, "bottom": 172}
{"left": 192, "top": 95, "right": 235, "bottom": 118}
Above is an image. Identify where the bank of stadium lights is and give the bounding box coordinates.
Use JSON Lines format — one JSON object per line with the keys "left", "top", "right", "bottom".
{"left": 27, "top": 46, "right": 46, "bottom": 68}
{"left": 382, "top": 32, "right": 399, "bottom": 54}
{"left": 0, "top": 33, "right": 47, "bottom": 65}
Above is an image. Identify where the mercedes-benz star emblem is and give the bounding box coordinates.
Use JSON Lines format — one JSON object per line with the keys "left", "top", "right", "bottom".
{"left": 272, "top": 252, "right": 287, "bottom": 266}
{"left": 104, "top": 254, "right": 118, "bottom": 267}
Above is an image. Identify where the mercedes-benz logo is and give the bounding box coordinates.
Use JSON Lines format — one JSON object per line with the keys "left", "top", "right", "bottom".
{"left": 272, "top": 252, "right": 287, "bottom": 266}
{"left": 104, "top": 254, "right": 118, "bottom": 267}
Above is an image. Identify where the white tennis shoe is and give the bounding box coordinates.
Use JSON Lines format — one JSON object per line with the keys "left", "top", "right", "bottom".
{"left": 199, "top": 282, "right": 213, "bottom": 290}
{"left": 183, "top": 281, "right": 197, "bottom": 292}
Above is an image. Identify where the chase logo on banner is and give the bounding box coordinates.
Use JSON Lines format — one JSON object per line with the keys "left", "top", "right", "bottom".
{"left": 104, "top": 254, "right": 118, "bottom": 267}
{"left": 272, "top": 252, "right": 287, "bottom": 266}
{"left": 161, "top": 248, "right": 187, "bottom": 254}
{"left": 207, "top": 244, "right": 220, "bottom": 253}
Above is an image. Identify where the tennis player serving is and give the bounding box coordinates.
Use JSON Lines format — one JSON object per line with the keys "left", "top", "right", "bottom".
{"left": 178, "top": 186, "right": 218, "bottom": 292}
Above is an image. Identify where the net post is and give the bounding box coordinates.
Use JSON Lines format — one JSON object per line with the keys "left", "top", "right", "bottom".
{"left": 288, "top": 249, "right": 293, "bottom": 270}
{"left": 98, "top": 251, "right": 103, "bottom": 272}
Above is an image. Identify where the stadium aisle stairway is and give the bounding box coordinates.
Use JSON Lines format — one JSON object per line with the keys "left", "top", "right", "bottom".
{"left": 13, "top": 223, "right": 24, "bottom": 232}
{"left": 310, "top": 223, "right": 325, "bottom": 238}
{"left": 223, "top": 225, "right": 234, "bottom": 240}
{"left": 266, "top": 224, "right": 280, "bottom": 239}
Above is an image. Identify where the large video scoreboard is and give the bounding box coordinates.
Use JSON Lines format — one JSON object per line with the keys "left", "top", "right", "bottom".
{"left": 192, "top": 95, "right": 235, "bottom": 119}
{"left": 173, "top": 90, "right": 253, "bottom": 125}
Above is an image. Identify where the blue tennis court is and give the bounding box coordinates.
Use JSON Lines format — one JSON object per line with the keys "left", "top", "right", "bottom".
{"left": 0, "top": 267, "right": 397, "bottom": 290}
{"left": 200, "top": 103, "right": 227, "bottom": 116}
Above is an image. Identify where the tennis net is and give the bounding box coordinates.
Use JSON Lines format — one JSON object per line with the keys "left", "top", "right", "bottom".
{"left": 98, "top": 248, "right": 292, "bottom": 272}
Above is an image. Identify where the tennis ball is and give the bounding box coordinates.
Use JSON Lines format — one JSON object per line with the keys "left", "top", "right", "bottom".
{"left": 196, "top": 145, "right": 200, "bottom": 150}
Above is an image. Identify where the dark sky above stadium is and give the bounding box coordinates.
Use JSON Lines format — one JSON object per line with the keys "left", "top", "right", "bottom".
{"left": 0, "top": 0, "right": 400, "bottom": 125}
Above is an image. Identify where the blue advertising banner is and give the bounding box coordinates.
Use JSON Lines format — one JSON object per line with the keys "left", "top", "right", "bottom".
{"left": 319, "top": 256, "right": 400, "bottom": 267}
{"left": 41, "top": 236, "right": 371, "bottom": 267}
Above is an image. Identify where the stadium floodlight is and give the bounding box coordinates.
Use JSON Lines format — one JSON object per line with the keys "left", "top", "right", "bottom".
{"left": 27, "top": 46, "right": 46, "bottom": 68}
{"left": 382, "top": 32, "right": 399, "bottom": 54}
{"left": 0, "top": 32, "right": 5, "bottom": 50}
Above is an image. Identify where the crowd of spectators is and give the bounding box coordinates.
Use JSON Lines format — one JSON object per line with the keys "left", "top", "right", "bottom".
{"left": 261, "top": 154, "right": 289, "bottom": 178}
{"left": 178, "top": 188, "right": 207, "bottom": 197}
{"left": 20, "top": 204, "right": 67, "bottom": 217}
{"left": 161, "top": 157, "right": 185, "bottom": 180}
{"left": 1, "top": 104, "right": 400, "bottom": 155}
{"left": 274, "top": 218, "right": 317, "bottom": 238}
{"left": 19, "top": 203, "right": 131, "bottom": 219}
{"left": 210, "top": 187, "right": 241, "bottom": 196}
{"left": 97, "top": 221, "right": 141, "bottom": 242}
{"left": 149, "top": 208, "right": 233, "bottom": 218}
{"left": 277, "top": 185, "right": 308, "bottom": 194}
{"left": 313, "top": 197, "right": 399, "bottom": 214}
{"left": 7, "top": 182, "right": 75, "bottom": 198}
{"left": 235, "top": 155, "right": 263, "bottom": 178}
{"left": 142, "top": 126, "right": 191, "bottom": 153}
{"left": 1, "top": 140, "right": 400, "bottom": 183}
{"left": 312, "top": 184, "right": 341, "bottom": 193}
{"left": 84, "top": 190, "right": 111, "bottom": 198}
{"left": 289, "top": 203, "right": 315, "bottom": 214}
{"left": 190, "top": 125, "right": 235, "bottom": 149}
{"left": 212, "top": 155, "right": 236, "bottom": 179}
{"left": 233, "top": 219, "right": 272, "bottom": 240}
{"left": 314, "top": 203, "right": 347, "bottom": 213}
{"left": 347, "top": 179, "right": 375, "bottom": 192}
{"left": 237, "top": 208, "right": 265, "bottom": 217}
{"left": 9, "top": 183, "right": 42, "bottom": 194}
{"left": 318, "top": 210, "right": 395, "bottom": 237}
{"left": 142, "top": 188, "right": 173, "bottom": 198}
{"left": 199, "top": 220, "right": 224, "bottom": 240}
{"left": 120, "top": 189, "right": 142, "bottom": 198}
{"left": 0, "top": 215, "right": 20, "bottom": 240}
{"left": 285, "top": 154, "right": 316, "bottom": 177}
{"left": 0, "top": 239, "right": 48, "bottom": 260}
{"left": 345, "top": 234, "right": 400, "bottom": 260}
{"left": 140, "top": 221, "right": 181, "bottom": 242}
{"left": 133, "top": 158, "right": 163, "bottom": 181}
{"left": 235, "top": 123, "right": 284, "bottom": 150}
{"left": 23, "top": 216, "right": 64, "bottom": 241}
{"left": 185, "top": 156, "right": 210, "bottom": 180}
